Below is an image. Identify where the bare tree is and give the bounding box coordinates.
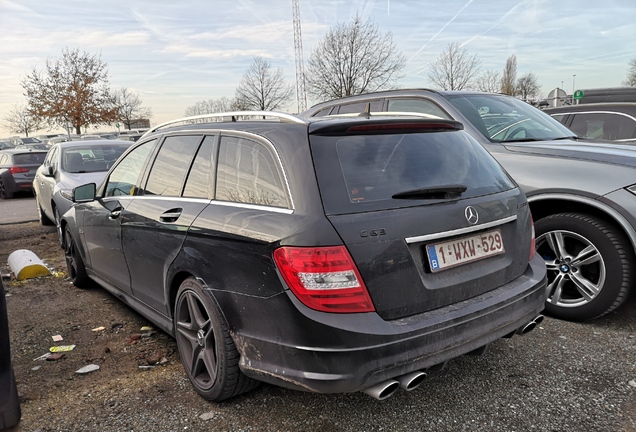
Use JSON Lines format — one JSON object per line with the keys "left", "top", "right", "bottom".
{"left": 516, "top": 72, "right": 541, "bottom": 100}
{"left": 234, "top": 57, "right": 294, "bottom": 111}
{"left": 501, "top": 54, "right": 517, "bottom": 96}
{"left": 184, "top": 97, "right": 240, "bottom": 116}
{"left": 113, "top": 87, "right": 152, "bottom": 130}
{"left": 2, "top": 104, "right": 42, "bottom": 137}
{"left": 305, "top": 15, "right": 406, "bottom": 100}
{"left": 427, "top": 42, "right": 481, "bottom": 91}
{"left": 624, "top": 58, "right": 636, "bottom": 86}
{"left": 475, "top": 69, "right": 502, "bottom": 93}
{"left": 21, "top": 47, "right": 117, "bottom": 134}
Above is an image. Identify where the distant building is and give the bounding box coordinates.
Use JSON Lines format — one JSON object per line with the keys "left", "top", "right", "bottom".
{"left": 126, "top": 119, "right": 151, "bottom": 130}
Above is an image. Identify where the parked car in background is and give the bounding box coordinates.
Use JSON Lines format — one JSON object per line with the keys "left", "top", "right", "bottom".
{"left": 98, "top": 133, "right": 118, "bottom": 140}
{"left": 0, "top": 149, "right": 47, "bottom": 199}
{"left": 9, "top": 136, "right": 43, "bottom": 147}
{"left": 14, "top": 143, "right": 49, "bottom": 150}
{"left": 80, "top": 134, "right": 102, "bottom": 140}
{"left": 61, "top": 111, "right": 546, "bottom": 401}
{"left": 543, "top": 103, "right": 636, "bottom": 143}
{"left": 45, "top": 136, "right": 68, "bottom": 146}
{"left": 0, "top": 277, "right": 21, "bottom": 429}
{"left": 302, "top": 89, "right": 636, "bottom": 321}
{"left": 0, "top": 141, "right": 14, "bottom": 150}
{"left": 33, "top": 140, "right": 131, "bottom": 245}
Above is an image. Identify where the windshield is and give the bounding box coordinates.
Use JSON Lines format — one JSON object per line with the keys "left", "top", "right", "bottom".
{"left": 446, "top": 94, "right": 575, "bottom": 143}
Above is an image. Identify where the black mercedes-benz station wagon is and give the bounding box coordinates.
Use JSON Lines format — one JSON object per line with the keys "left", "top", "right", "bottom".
{"left": 62, "top": 112, "right": 547, "bottom": 401}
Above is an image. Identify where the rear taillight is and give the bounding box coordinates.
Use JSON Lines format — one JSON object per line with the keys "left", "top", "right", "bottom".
{"left": 529, "top": 215, "right": 536, "bottom": 261}
{"left": 273, "top": 246, "right": 375, "bottom": 313}
{"left": 9, "top": 166, "right": 29, "bottom": 174}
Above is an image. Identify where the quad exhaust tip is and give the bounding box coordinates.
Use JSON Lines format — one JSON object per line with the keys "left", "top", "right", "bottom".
{"left": 363, "top": 371, "right": 427, "bottom": 400}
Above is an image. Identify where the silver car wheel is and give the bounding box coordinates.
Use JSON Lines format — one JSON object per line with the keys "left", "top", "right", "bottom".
{"left": 536, "top": 229, "right": 606, "bottom": 308}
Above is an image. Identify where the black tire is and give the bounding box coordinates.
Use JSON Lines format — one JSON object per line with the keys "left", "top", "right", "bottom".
{"left": 35, "top": 194, "right": 54, "bottom": 226}
{"left": 64, "top": 226, "right": 90, "bottom": 288}
{"left": 535, "top": 213, "right": 633, "bottom": 321}
{"left": 174, "top": 277, "right": 259, "bottom": 401}
{"left": 0, "top": 179, "right": 13, "bottom": 199}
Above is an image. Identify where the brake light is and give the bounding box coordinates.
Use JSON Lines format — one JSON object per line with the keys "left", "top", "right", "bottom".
{"left": 9, "top": 166, "right": 29, "bottom": 174}
{"left": 529, "top": 215, "right": 536, "bottom": 261}
{"left": 273, "top": 246, "right": 375, "bottom": 313}
{"left": 346, "top": 122, "right": 460, "bottom": 132}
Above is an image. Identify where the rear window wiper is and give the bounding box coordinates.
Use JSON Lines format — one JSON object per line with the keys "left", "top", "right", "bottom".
{"left": 392, "top": 184, "right": 467, "bottom": 200}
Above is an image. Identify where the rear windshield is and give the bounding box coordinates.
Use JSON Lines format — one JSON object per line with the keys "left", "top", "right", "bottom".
{"left": 310, "top": 130, "right": 516, "bottom": 215}
{"left": 62, "top": 144, "right": 129, "bottom": 173}
{"left": 13, "top": 153, "right": 46, "bottom": 165}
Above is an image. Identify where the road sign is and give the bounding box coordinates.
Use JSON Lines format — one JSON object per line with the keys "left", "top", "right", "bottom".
{"left": 573, "top": 90, "right": 584, "bottom": 100}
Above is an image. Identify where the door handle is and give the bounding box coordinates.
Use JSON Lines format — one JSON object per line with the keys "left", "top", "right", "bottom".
{"left": 109, "top": 208, "right": 123, "bottom": 219}
{"left": 160, "top": 208, "right": 182, "bottom": 223}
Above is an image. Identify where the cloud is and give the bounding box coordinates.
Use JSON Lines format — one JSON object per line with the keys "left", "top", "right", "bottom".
{"left": 76, "top": 31, "right": 151, "bottom": 47}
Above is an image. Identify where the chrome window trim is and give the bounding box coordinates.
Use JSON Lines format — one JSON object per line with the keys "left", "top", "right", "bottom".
{"left": 209, "top": 200, "right": 294, "bottom": 214}
{"left": 217, "top": 130, "right": 295, "bottom": 211}
{"left": 405, "top": 215, "right": 517, "bottom": 244}
{"left": 135, "top": 129, "right": 295, "bottom": 211}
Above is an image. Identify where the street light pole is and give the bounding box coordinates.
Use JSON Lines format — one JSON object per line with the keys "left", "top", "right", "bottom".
{"left": 572, "top": 75, "right": 576, "bottom": 94}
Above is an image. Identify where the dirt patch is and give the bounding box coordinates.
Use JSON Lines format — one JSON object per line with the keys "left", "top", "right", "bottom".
{"left": 1, "top": 222, "right": 210, "bottom": 431}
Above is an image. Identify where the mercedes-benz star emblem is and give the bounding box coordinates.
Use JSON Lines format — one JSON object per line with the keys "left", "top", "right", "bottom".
{"left": 465, "top": 206, "right": 479, "bottom": 225}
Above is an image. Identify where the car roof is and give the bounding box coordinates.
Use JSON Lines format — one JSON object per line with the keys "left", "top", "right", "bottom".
{"left": 55, "top": 139, "right": 132, "bottom": 148}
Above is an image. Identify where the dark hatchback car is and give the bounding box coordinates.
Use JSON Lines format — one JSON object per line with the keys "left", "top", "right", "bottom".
{"left": 0, "top": 278, "right": 21, "bottom": 429}
{"left": 0, "top": 149, "right": 47, "bottom": 199}
{"left": 302, "top": 89, "right": 636, "bottom": 322}
{"left": 62, "top": 112, "right": 546, "bottom": 401}
{"left": 544, "top": 103, "right": 636, "bottom": 143}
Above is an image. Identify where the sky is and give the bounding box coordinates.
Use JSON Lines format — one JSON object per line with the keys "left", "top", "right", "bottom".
{"left": 1, "top": 0, "right": 635, "bottom": 136}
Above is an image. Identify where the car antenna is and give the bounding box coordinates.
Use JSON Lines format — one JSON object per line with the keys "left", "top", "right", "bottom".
{"left": 358, "top": 103, "right": 372, "bottom": 118}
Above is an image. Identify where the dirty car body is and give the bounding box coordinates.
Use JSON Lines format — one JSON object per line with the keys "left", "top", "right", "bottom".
{"left": 61, "top": 112, "right": 546, "bottom": 401}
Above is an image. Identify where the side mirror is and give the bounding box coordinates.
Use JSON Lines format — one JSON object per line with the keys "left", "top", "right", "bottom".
{"left": 72, "top": 183, "right": 96, "bottom": 203}
{"left": 43, "top": 165, "right": 54, "bottom": 177}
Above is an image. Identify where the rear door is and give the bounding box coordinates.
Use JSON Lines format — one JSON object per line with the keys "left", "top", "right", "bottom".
{"left": 309, "top": 121, "right": 533, "bottom": 320}
{"left": 121, "top": 135, "right": 214, "bottom": 315}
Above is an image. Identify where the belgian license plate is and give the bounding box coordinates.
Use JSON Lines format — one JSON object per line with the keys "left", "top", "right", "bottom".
{"left": 426, "top": 229, "right": 504, "bottom": 272}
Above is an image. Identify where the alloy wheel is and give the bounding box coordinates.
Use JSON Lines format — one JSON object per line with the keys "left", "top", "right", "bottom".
{"left": 536, "top": 229, "right": 606, "bottom": 309}
{"left": 175, "top": 290, "right": 218, "bottom": 390}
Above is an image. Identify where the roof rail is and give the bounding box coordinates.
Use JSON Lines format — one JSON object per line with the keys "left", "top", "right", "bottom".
{"left": 142, "top": 111, "right": 307, "bottom": 138}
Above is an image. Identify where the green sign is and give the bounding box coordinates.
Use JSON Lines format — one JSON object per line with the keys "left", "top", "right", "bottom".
{"left": 573, "top": 90, "right": 584, "bottom": 100}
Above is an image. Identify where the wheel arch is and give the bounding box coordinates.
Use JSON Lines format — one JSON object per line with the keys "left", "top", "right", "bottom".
{"left": 168, "top": 271, "right": 193, "bottom": 322}
{"left": 528, "top": 194, "right": 636, "bottom": 255}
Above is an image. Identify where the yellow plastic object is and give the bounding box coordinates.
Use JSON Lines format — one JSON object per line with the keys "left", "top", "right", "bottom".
{"left": 7, "top": 249, "right": 51, "bottom": 281}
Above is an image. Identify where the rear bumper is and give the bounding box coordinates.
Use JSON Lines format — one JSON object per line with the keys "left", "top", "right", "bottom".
{"left": 223, "top": 254, "right": 547, "bottom": 394}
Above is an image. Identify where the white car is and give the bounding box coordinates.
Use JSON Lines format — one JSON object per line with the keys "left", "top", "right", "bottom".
{"left": 33, "top": 140, "right": 131, "bottom": 246}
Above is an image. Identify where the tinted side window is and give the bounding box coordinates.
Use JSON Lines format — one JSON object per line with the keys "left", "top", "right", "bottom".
{"left": 104, "top": 140, "right": 155, "bottom": 197}
{"left": 387, "top": 98, "right": 450, "bottom": 119}
{"left": 337, "top": 100, "right": 383, "bottom": 114}
{"left": 183, "top": 136, "right": 215, "bottom": 199}
{"left": 569, "top": 112, "right": 636, "bottom": 140}
{"left": 215, "top": 136, "right": 290, "bottom": 208}
{"left": 550, "top": 114, "right": 567, "bottom": 124}
{"left": 145, "top": 135, "right": 202, "bottom": 197}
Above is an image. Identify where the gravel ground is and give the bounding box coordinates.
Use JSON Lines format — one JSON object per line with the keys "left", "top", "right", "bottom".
{"left": 2, "top": 222, "right": 636, "bottom": 432}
